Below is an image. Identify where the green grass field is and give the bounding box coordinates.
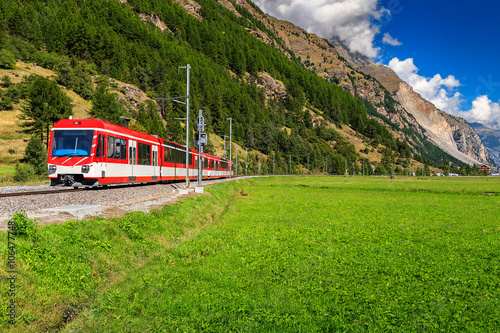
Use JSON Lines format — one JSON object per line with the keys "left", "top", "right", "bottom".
{"left": 1, "top": 176, "right": 499, "bottom": 332}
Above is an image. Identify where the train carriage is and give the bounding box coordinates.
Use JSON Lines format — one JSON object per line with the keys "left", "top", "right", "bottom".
{"left": 47, "top": 118, "right": 232, "bottom": 187}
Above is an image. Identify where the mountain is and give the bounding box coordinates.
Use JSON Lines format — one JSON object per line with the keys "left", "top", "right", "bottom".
{"left": 230, "top": 4, "right": 491, "bottom": 167}
{"left": 328, "top": 37, "right": 491, "bottom": 166}
{"left": 470, "top": 122, "right": 500, "bottom": 166}
{"left": 0, "top": 0, "right": 487, "bottom": 175}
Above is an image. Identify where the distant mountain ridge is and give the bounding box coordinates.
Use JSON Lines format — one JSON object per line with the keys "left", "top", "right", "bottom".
{"left": 470, "top": 122, "right": 500, "bottom": 166}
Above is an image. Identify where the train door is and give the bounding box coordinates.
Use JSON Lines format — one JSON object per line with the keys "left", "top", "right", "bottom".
{"left": 152, "top": 145, "right": 159, "bottom": 180}
{"left": 128, "top": 140, "right": 136, "bottom": 179}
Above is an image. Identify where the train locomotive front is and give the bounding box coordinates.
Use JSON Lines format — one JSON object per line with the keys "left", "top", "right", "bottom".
{"left": 48, "top": 119, "right": 103, "bottom": 187}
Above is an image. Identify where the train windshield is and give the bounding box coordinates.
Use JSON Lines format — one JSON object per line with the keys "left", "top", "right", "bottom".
{"left": 51, "top": 130, "right": 94, "bottom": 157}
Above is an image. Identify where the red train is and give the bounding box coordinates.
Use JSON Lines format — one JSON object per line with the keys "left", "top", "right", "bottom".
{"left": 47, "top": 118, "right": 232, "bottom": 187}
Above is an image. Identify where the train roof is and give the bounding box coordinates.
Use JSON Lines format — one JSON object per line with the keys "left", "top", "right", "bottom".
{"left": 52, "top": 118, "right": 155, "bottom": 140}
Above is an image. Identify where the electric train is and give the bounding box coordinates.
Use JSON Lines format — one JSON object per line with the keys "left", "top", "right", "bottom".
{"left": 47, "top": 118, "right": 232, "bottom": 187}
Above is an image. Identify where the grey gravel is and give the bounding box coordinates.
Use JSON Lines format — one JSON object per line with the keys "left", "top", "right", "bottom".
{"left": 0, "top": 177, "right": 252, "bottom": 230}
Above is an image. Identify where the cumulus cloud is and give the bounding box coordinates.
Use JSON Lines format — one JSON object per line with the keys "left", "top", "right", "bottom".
{"left": 388, "top": 57, "right": 463, "bottom": 114}
{"left": 252, "top": 0, "right": 390, "bottom": 58}
{"left": 388, "top": 57, "right": 500, "bottom": 129}
{"left": 382, "top": 32, "right": 401, "bottom": 46}
{"left": 460, "top": 96, "right": 500, "bottom": 129}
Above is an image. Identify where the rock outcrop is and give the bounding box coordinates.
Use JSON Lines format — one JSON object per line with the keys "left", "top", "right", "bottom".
{"left": 396, "top": 82, "right": 490, "bottom": 165}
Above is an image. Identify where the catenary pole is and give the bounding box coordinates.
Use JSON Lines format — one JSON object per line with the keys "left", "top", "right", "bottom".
{"left": 245, "top": 148, "right": 248, "bottom": 175}
{"left": 227, "top": 118, "right": 232, "bottom": 177}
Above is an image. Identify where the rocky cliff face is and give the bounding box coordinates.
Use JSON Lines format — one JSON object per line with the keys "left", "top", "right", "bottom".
{"left": 396, "top": 82, "right": 490, "bottom": 165}
{"left": 329, "top": 38, "right": 491, "bottom": 165}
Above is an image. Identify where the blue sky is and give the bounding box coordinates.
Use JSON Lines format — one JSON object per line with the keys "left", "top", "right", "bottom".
{"left": 253, "top": 0, "right": 500, "bottom": 129}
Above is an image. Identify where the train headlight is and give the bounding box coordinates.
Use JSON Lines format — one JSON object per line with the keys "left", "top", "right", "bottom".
{"left": 48, "top": 165, "right": 57, "bottom": 174}
{"left": 81, "top": 165, "right": 90, "bottom": 173}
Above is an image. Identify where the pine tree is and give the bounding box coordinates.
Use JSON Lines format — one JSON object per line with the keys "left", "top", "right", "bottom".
{"left": 56, "top": 57, "right": 74, "bottom": 87}
{"left": 72, "top": 63, "right": 94, "bottom": 100}
{"left": 18, "top": 76, "right": 73, "bottom": 147}
{"left": 0, "top": 49, "right": 15, "bottom": 69}
{"left": 23, "top": 135, "right": 47, "bottom": 175}
{"left": 90, "top": 79, "right": 126, "bottom": 125}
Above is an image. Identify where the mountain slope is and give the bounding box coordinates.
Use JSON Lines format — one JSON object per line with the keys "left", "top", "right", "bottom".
{"left": 223, "top": 3, "right": 489, "bottom": 167}
{"left": 329, "top": 37, "right": 491, "bottom": 166}
{"left": 0, "top": 0, "right": 484, "bottom": 175}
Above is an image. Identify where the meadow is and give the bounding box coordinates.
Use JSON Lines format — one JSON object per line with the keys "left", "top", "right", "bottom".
{"left": 1, "top": 176, "right": 499, "bottom": 332}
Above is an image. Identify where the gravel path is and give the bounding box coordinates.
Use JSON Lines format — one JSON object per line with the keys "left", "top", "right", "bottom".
{"left": 0, "top": 177, "right": 250, "bottom": 230}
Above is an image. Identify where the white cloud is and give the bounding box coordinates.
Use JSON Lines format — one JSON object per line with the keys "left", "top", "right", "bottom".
{"left": 459, "top": 96, "right": 500, "bottom": 129}
{"left": 388, "top": 57, "right": 500, "bottom": 129}
{"left": 388, "top": 57, "right": 462, "bottom": 114}
{"left": 252, "top": 0, "right": 390, "bottom": 58}
{"left": 382, "top": 32, "right": 401, "bottom": 46}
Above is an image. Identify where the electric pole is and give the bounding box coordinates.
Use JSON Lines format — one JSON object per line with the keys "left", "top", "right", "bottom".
{"left": 154, "top": 64, "right": 191, "bottom": 188}
{"left": 227, "top": 118, "right": 232, "bottom": 177}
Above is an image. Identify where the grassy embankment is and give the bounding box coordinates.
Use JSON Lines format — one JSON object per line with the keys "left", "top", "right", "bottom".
{"left": 1, "top": 176, "right": 499, "bottom": 332}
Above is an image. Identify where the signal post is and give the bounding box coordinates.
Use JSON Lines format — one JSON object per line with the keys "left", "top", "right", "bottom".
{"left": 194, "top": 110, "right": 207, "bottom": 193}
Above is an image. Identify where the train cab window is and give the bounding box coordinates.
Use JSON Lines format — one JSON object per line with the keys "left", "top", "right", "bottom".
{"left": 96, "top": 134, "right": 106, "bottom": 158}
{"left": 96, "top": 134, "right": 101, "bottom": 158}
{"left": 138, "top": 142, "right": 151, "bottom": 165}
{"left": 107, "top": 136, "right": 127, "bottom": 160}
{"left": 51, "top": 130, "right": 94, "bottom": 157}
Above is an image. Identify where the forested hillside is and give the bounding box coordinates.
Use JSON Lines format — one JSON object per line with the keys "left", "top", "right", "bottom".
{"left": 0, "top": 0, "right": 467, "bottom": 174}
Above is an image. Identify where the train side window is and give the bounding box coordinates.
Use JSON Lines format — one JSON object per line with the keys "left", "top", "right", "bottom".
{"left": 107, "top": 136, "right": 115, "bottom": 158}
{"left": 137, "top": 142, "right": 151, "bottom": 165}
{"left": 163, "top": 147, "right": 170, "bottom": 162}
{"left": 120, "top": 139, "right": 127, "bottom": 159}
{"left": 107, "top": 136, "right": 127, "bottom": 160}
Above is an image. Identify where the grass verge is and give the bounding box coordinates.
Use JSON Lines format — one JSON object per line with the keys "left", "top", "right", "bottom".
{"left": 1, "top": 176, "right": 499, "bottom": 332}
{"left": 0, "top": 179, "right": 251, "bottom": 332}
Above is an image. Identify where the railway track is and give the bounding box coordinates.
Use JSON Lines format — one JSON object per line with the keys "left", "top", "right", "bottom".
{"left": 0, "top": 179, "right": 207, "bottom": 199}
{"left": 0, "top": 187, "right": 86, "bottom": 198}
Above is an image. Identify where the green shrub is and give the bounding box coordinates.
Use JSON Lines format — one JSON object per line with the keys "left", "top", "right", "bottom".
{"left": 13, "top": 161, "right": 36, "bottom": 182}
{"left": 23, "top": 135, "right": 47, "bottom": 175}
{"left": 1, "top": 74, "right": 12, "bottom": 87}
{"left": 9, "top": 210, "right": 38, "bottom": 237}
{"left": 0, "top": 48, "right": 15, "bottom": 69}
